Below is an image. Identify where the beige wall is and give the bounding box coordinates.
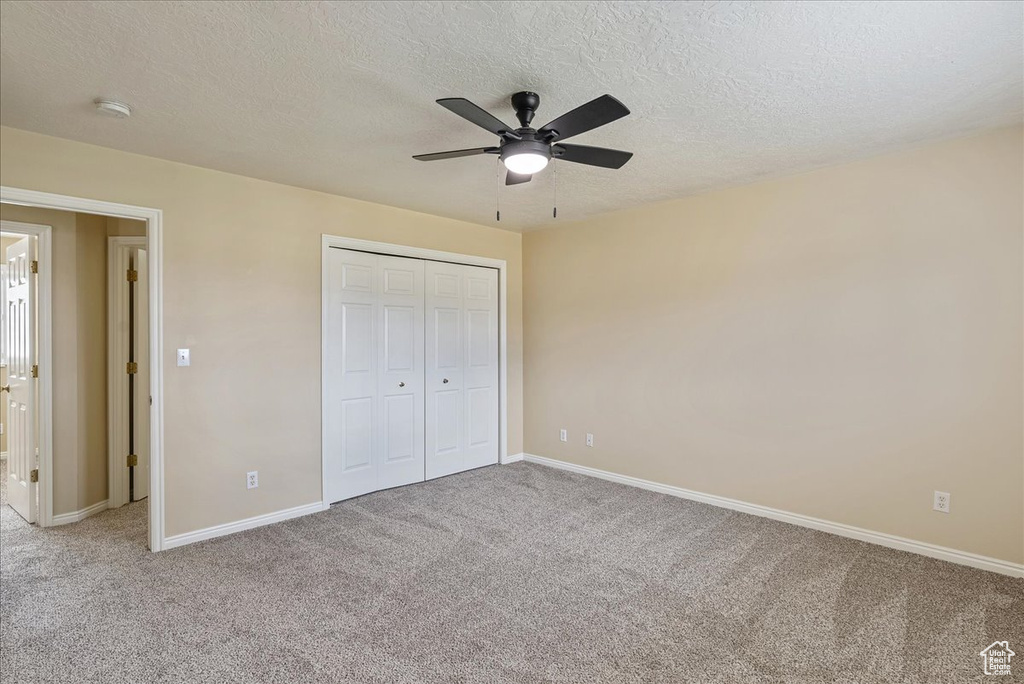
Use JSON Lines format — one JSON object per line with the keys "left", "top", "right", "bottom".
{"left": 0, "top": 125, "right": 524, "bottom": 537}
{"left": 524, "top": 126, "right": 1023, "bottom": 564}
{"left": 75, "top": 212, "right": 107, "bottom": 509}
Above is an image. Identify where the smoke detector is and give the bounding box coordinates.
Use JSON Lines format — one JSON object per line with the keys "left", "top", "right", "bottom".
{"left": 94, "top": 99, "right": 132, "bottom": 118}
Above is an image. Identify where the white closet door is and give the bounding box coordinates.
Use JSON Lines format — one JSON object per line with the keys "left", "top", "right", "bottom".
{"left": 325, "top": 249, "right": 424, "bottom": 503}
{"left": 425, "top": 261, "right": 499, "bottom": 479}
{"left": 461, "top": 265, "right": 499, "bottom": 470}
{"left": 377, "top": 254, "right": 425, "bottom": 490}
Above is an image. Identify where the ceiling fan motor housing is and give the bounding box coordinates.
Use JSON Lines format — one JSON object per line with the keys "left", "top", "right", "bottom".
{"left": 499, "top": 135, "right": 551, "bottom": 165}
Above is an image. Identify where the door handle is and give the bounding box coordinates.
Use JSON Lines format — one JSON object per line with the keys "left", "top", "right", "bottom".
{"left": 0, "top": 385, "right": 9, "bottom": 393}
{"left": 442, "top": 378, "right": 449, "bottom": 384}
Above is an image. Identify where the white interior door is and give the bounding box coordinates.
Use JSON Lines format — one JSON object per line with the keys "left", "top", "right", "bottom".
{"left": 5, "top": 236, "right": 36, "bottom": 523}
{"left": 133, "top": 248, "right": 150, "bottom": 501}
{"left": 324, "top": 248, "right": 425, "bottom": 503}
{"left": 425, "top": 261, "right": 499, "bottom": 479}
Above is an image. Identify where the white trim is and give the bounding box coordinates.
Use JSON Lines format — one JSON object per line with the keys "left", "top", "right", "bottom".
{"left": 523, "top": 454, "right": 1024, "bottom": 578}
{"left": 1, "top": 186, "right": 165, "bottom": 552}
{"left": 320, "top": 234, "right": 510, "bottom": 504}
{"left": 0, "top": 451, "right": 7, "bottom": 460}
{"left": 163, "top": 501, "right": 327, "bottom": 550}
{"left": 51, "top": 499, "right": 109, "bottom": 526}
{"left": 501, "top": 452, "right": 524, "bottom": 464}
{"left": 1, "top": 219, "right": 53, "bottom": 529}
{"left": 107, "top": 237, "right": 146, "bottom": 509}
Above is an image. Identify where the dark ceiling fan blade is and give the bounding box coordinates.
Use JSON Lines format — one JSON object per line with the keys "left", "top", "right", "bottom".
{"left": 505, "top": 171, "right": 532, "bottom": 185}
{"left": 436, "top": 98, "right": 520, "bottom": 139}
{"left": 552, "top": 143, "right": 633, "bottom": 169}
{"left": 538, "top": 94, "right": 630, "bottom": 142}
{"left": 412, "top": 147, "right": 499, "bottom": 161}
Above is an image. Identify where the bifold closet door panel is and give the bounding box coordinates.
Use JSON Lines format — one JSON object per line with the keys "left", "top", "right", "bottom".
{"left": 376, "top": 254, "right": 426, "bottom": 491}
{"left": 425, "top": 261, "right": 499, "bottom": 479}
{"left": 461, "top": 265, "right": 499, "bottom": 471}
{"left": 324, "top": 249, "right": 425, "bottom": 503}
{"left": 425, "top": 260, "right": 463, "bottom": 479}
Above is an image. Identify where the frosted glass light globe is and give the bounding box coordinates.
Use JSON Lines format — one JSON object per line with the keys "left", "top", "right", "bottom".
{"left": 503, "top": 152, "right": 549, "bottom": 175}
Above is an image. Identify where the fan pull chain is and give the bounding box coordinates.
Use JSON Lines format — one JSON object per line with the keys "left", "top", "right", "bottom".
{"left": 552, "top": 160, "right": 558, "bottom": 219}
{"left": 496, "top": 158, "right": 501, "bottom": 222}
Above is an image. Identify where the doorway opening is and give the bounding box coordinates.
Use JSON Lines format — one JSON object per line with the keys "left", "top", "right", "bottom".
{"left": 108, "top": 236, "right": 149, "bottom": 508}
{"left": 1, "top": 211, "right": 148, "bottom": 539}
{"left": 0, "top": 187, "right": 163, "bottom": 552}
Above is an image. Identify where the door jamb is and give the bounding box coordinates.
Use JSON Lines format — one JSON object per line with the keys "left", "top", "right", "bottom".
{"left": 1, "top": 186, "right": 165, "bottom": 551}
{"left": 107, "top": 236, "right": 146, "bottom": 509}
{"left": 0, "top": 219, "right": 52, "bottom": 527}
{"left": 320, "top": 234, "right": 510, "bottom": 507}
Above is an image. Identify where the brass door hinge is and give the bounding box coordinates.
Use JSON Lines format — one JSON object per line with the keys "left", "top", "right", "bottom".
{"left": 30, "top": 260, "right": 38, "bottom": 274}
{"left": 126, "top": 362, "right": 138, "bottom": 374}
{"left": 127, "top": 454, "right": 138, "bottom": 467}
{"left": 31, "top": 364, "right": 38, "bottom": 378}
{"left": 30, "top": 469, "right": 38, "bottom": 483}
{"left": 127, "top": 269, "right": 138, "bottom": 282}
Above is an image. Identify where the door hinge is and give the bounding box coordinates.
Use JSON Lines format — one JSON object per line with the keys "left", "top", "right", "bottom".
{"left": 30, "top": 469, "right": 38, "bottom": 483}
{"left": 31, "top": 364, "right": 38, "bottom": 378}
{"left": 126, "top": 362, "right": 138, "bottom": 374}
{"left": 127, "top": 454, "right": 138, "bottom": 467}
{"left": 30, "top": 260, "right": 38, "bottom": 274}
{"left": 127, "top": 269, "right": 138, "bottom": 282}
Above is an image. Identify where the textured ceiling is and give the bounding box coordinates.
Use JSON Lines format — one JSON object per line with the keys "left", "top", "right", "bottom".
{"left": 1, "top": 1, "right": 1021, "bottom": 231}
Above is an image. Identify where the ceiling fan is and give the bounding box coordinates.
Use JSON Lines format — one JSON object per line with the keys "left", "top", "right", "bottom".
{"left": 413, "top": 91, "right": 633, "bottom": 185}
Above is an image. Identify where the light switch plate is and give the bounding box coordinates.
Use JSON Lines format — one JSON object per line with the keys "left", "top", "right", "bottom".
{"left": 177, "top": 348, "right": 190, "bottom": 367}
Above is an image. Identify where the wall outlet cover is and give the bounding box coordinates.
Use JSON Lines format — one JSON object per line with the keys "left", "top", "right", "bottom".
{"left": 247, "top": 471, "right": 258, "bottom": 489}
{"left": 933, "top": 491, "right": 950, "bottom": 513}
{"left": 586, "top": 433, "right": 594, "bottom": 447}
{"left": 559, "top": 429, "right": 567, "bottom": 442}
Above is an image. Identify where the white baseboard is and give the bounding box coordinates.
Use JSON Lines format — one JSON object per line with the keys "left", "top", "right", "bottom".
{"left": 0, "top": 451, "right": 7, "bottom": 461}
{"left": 163, "top": 501, "right": 328, "bottom": 550}
{"left": 501, "top": 452, "right": 525, "bottom": 464}
{"left": 51, "top": 499, "right": 109, "bottom": 526}
{"left": 524, "top": 454, "right": 1024, "bottom": 579}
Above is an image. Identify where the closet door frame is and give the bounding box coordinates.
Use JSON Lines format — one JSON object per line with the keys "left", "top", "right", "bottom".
{"left": 321, "top": 235, "right": 509, "bottom": 505}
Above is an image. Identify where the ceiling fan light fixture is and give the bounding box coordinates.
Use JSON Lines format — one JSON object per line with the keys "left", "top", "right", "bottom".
{"left": 502, "top": 152, "right": 549, "bottom": 175}
{"left": 500, "top": 138, "right": 551, "bottom": 176}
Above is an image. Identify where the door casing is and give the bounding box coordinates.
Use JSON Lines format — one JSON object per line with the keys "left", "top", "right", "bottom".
{"left": 321, "top": 234, "right": 511, "bottom": 507}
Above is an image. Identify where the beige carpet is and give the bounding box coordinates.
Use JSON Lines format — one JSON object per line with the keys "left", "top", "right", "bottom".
{"left": 0, "top": 458, "right": 1021, "bottom": 683}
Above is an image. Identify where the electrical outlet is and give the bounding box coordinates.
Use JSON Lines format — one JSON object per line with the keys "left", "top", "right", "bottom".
{"left": 247, "top": 471, "right": 258, "bottom": 490}
{"left": 559, "top": 429, "right": 567, "bottom": 442}
{"left": 933, "top": 491, "right": 950, "bottom": 513}
{"left": 586, "top": 433, "right": 594, "bottom": 447}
